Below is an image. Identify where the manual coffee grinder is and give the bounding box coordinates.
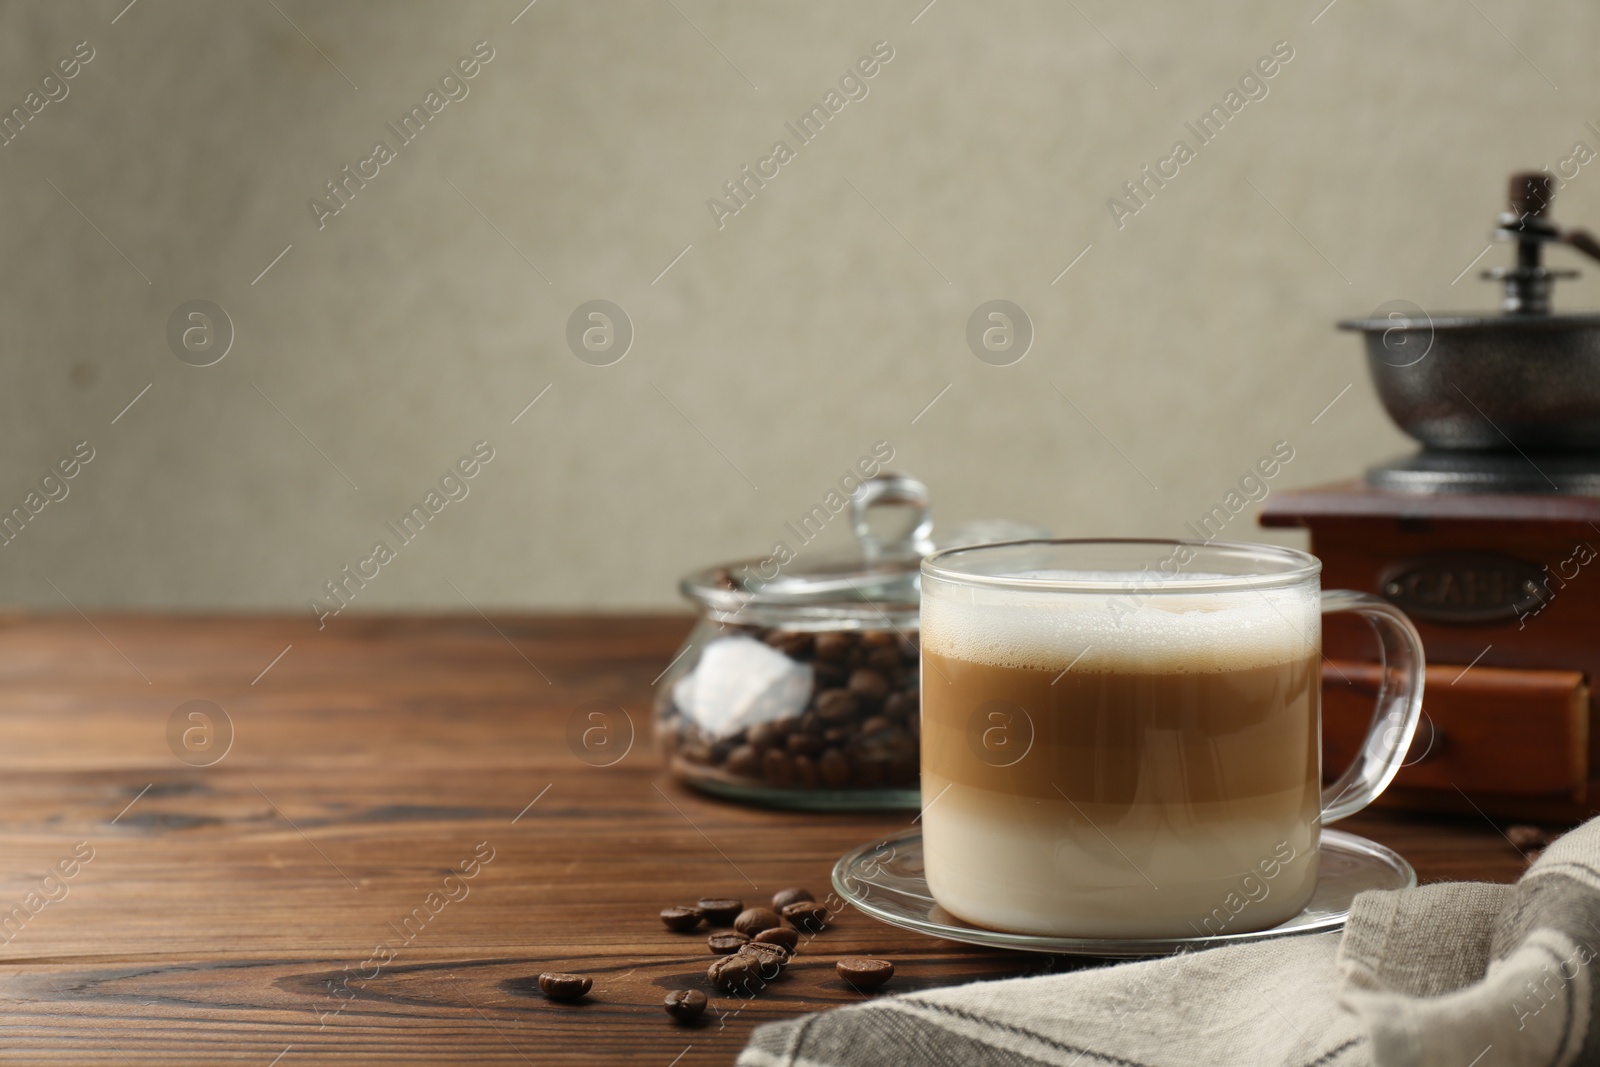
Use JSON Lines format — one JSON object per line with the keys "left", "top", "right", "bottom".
{"left": 1262, "top": 172, "right": 1600, "bottom": 823}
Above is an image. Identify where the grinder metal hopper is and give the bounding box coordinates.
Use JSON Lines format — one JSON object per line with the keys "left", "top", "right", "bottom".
{"left": 1340, "top": 173, "right": 1600, "bottom": 491}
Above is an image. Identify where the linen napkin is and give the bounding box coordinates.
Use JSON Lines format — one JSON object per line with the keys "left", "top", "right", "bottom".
{"left": 739, "top": 818, "right": 1600, "bottom": 1067}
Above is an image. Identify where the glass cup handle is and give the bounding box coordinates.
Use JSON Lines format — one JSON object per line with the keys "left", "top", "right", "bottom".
{"left": 1319, "top": 589, "right": 1427, "bottom": 823}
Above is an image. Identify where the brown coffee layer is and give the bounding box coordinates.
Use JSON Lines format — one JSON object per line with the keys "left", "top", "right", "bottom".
{"left": 921, "top": 650, "right": 1320, "bottom": 804}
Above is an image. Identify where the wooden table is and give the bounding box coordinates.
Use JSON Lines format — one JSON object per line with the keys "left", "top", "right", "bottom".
{"left": 0, "top": 613, "right": 1532, "bottom": 1065}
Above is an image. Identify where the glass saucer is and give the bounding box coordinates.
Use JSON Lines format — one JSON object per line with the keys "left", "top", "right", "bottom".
{"left": 831, "top": 827, "right": 1415, "bottom": 958}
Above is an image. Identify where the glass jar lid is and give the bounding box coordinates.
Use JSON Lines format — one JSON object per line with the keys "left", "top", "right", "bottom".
{"left": 681, "top": 473, "right": 932, "bottom": 625}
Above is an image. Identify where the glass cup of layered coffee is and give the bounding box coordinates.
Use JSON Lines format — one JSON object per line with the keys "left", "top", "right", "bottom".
{"left": 918, "top": 539, "right": 1424, "bottom": 939}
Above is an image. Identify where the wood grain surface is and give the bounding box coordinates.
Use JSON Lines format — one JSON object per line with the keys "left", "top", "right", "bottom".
{"left": 0, "top": 613, "right": 1539, "bottom": 1065}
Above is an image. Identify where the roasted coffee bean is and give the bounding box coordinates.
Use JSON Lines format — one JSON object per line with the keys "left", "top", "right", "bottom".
{"left": 762, "top": 749, "right": 795, "bottom": 787}
{"left": 537, "top": 972, "right": 592, "bottom": 1001}
{"left": 837, "top": 958, "right": 894, "bottom": 990}
{"left": 883, "top": 691, "right": 911, "bottom": 719}
{"left": 765, "top": 630, "right": 815, "bottom": 659}
{"left": 886, "top": 752, "right": 918, "bottom": 787}
{"left": 850, "top": 753, "right": 885, "bottom": 789}
{"left": 660, "top": 905, "right": 704, "bottom": 932}
{"left": 781, "top": 900, "right": 830, "bottom": 930}
{"left": 814, "top": 631, "right": 855, "bottom": 661}
{"left": 867, "top": 645, "right": 903, "bottom": 673}
{"left": 813, "top": 661, "right": 849, "bottom": 688}
{"left": 734, "top": 906, "right": 783, "bottom": 936}
{"left": 848, "top": 669, "right": 891, "bottom": 703}
{"left": 881, "top": 725, "right": 915, "bottom": 750}
{"left": 1506, "top": 825, "right": 1547, "bottom": 850}
{"left": 698, "top": 898, "right": 744, "bottom": 925}
{"left": 823, "top": 726, "right": 849, "bottom": 745}
{"left": 724, "top": 744, "right": 760, "bottom": 779}
{"left": 708, "top": 932, "right": 750, "bottom": 954}
{"left": 754, "top": 925, "right": 800, "bottom": 951}
{"left": 815, "top": 689, "right": 859, "bottom": 724}
{"left": 787, "top": 732, "right": 824, "bottom": 756}
{"left": 664, "top": 988, "right": 707, "bottom": 1024}
{"left": 797, "top": 711, "right": 823, "bottom": 735}
{"left": 747, "top": 722, "right": 782, "bottom": 751}
{"left": 819, "top": 748, "right": 851, "bottom": 788}
{"left": 860, "top": 630, "right": 897, "bottom": 650}
{"left": 771, "top": 887, "right": 814, "bottom": 911}
{"left": 708, "top": 953, "right": 764, "bottom": 993}
{"left": 738, "top": 941, "right": 789, "bottom": 971}
{"left": 792, "top": 753, "right": 819, "bottom": 789}
{"left": 858, "top": 715, "right": 891, "bottom": 738}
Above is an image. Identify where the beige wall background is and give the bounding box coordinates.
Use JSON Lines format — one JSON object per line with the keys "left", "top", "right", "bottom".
{"left": 2, "top": 0, "right": 1597, "bottom": 612}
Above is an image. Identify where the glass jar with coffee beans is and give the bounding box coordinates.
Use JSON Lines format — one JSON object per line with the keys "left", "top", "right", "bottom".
{"left": 656, "top": 474, "right": 933, "bottom": 810}
{"left": 657, "top": 473, "right": 1047, "bottom": 810}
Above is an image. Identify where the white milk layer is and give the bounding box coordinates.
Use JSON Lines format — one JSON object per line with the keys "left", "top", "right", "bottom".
{"left": 921, "top": 772, "right": 1319, "bottom": 938}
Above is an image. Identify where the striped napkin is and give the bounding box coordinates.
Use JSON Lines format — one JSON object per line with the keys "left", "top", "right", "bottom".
{"left": 740, "top": 818, "right": 1600, "bottom": 1066}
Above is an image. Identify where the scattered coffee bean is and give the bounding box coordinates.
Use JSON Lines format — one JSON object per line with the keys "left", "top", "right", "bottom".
{"left": 698, "top": 898, "right": 744, "bottom": 925}
{"left": 708, "top": 953, "right": 764, "bottom": 993}
{"left": 738, "top": 941, "right": 789, "bottom": 971}
{"left": 753, "top": 926, "right": 799, "bottom": 952}
{"left": 664, "top": 988, "right": 708, "bottom": 1024}
{"left": 708, "top": 932, "right": 750, "bottom": 954}
{"left": 837, "top": 958, "right": 894, "bottom": 990}
{"left": 734, "top": 906, "right": 783, "bottom": 936}
{"left": 660, "top": 905, "right": 704, "bottom": 932}
{"left": 1506, "top": 825, "right": 1548, "bottom": 850}
{"left": 771, "top": 887, "right": 814, "bottom": 911}
{"left": 781, "top": 900, "right": 830, "bottom": 930}
{"left": 537, "top": 972, "right": 593, "bottom": 1001}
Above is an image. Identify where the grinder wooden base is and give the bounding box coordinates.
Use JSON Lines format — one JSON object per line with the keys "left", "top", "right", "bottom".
{"left": 1261, "top": 480, "right": 1600, "bottom": 825}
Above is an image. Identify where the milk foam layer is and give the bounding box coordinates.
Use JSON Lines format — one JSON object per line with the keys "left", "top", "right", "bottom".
{"left": 922, "top": 569, "right": 1319, "bottom": 674}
